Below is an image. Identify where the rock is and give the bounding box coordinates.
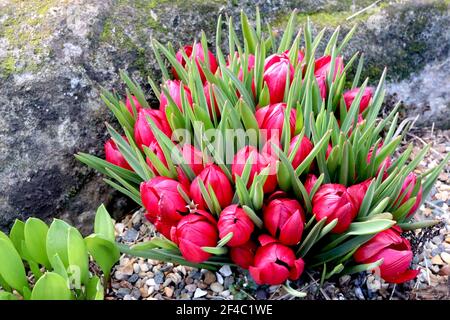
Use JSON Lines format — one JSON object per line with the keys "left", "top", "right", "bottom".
{"left": 432, "top": 255, "right": 445, "bottom": 265}
{"left": 116, "top": 288, "right": 131, "bottom": 298}
{"left": 203, "top": 271, "right": 216, "bottom": 285}
{"left": 145, "top": 278, "right": 156, "bottom": 287}
{"left": 127, "top": 274, "right": 139, "bottom": 284}
{"left": 184, "top": 284, "right": 197, "bottom": 293}
{"left": 193, "top": 288, "right": 207, "bottom": 298}
{"left": 438, "top": 265, "right": 450, "bottom": 276}
{"left": 164, "top": 286, "right": 174, "bottom": 298}
{"left": 210, "top": 282, "right": 224, "bottom": 293}
{"left": 123, "top": 229, "right": 139, "bottom": 242}
{"left": 219, "top": 265, "right": 232, "bottom": 277}
{"left": 216, "top": 272, "right": 224, "bottom": 285}
{"left": 130, "top": 288, "right": 141, "bottom": 299}
{"left": 154, "top": 271, "right": 164, "bottom": 284}
{"left": 440, "top": 252, "right": 450, "bottom": 264}
{"left": 220, "top": 290, "right": 231, "bottom": 298}
{"left": 354, "top": 287, "right": 365, "bottom": 300}
{"left": 1, "top": 0, "right": 448, "bottom": 231}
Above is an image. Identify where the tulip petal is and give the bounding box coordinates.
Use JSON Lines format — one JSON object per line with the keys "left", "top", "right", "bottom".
{"left": 289, "top": 258, "right": 305, "bottom": 281}
{"left": 279, "top": 210, "right": 303, "bottom": 245}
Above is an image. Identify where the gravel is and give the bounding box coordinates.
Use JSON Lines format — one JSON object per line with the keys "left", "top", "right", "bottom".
{"left": 107, "top": 128, "right": 449, "bottom": 300}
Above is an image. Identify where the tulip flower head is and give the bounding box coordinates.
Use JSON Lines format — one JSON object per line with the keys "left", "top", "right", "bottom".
{"left": 190, "top": 164, "right": 233, "bottom": 209}
{"left": 218, "top": 204, "right": 254, "bottom": 247}
{"left": 230, "top": 241, "right": 257, "bottom": 269}
{"left": 159, "top": 79, "right": 193, "bottom": 114}
{"left": 231, "top": 146, "right": 277, "bottom": 193}
{"left": 263, "top": 53, "right": 294, "bottom": 104}
{"left": 145, "top": 141, "right": 167, "bottom": 174}
{"left": 344, "top": 87, "right": 373, "bottom": 114}
{"left": 104, "top": 138, "right": 132, "bottom": 171}
{"left": 312, "top": 184, "right": 358, "bottom": 233}
{"left": 289, "top": 134, "right": 314, "bottom": 169}
{"left": 171, "top": 210, "right": 218, "bottom": 263}
{"left": 140, "top": 177, "right": 189, "bottom": 226}
{"left": 314, "top": 55, "right": 344, "bottom": 99}
{"left": 134, "top": 109, "right": 172, "bottom": 149}
{"left": 347, "top": 179, "right": 372, "bottom": 213}
{"left": 396, "top": 173, "right": 423, "bottom": 218}
{"left": 304, "top": 174, "right": 318, "bottom": 195}
{"left": 249, "top": 235, "right": 305, "bottom": 285}
{"left": 174, "top": 43, "right": 218, "bottom": 83}
{"left": 263, "top": 198, "right": 305, "bottom": 245}
{"left": 354, "top": 226, "right": 419, "bottom": 283}
{"left": 125, "top": 95, "right": 142, "bottom": 116}
{"left": 256, "top": 103, "right": 296, "bottom": 143}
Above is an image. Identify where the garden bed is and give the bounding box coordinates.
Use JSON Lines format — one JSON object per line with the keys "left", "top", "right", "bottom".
{"left": 107, "top": 127, "right": 450, "bottom": 300}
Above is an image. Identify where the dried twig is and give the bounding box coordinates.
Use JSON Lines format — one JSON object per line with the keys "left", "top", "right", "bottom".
{"left": 346, "top": 0, "right": 383, "bottom": 21}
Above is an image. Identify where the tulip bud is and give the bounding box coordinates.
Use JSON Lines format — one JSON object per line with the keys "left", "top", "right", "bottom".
{"left": 230, "top": 240, "right": 257, "bottom": 269}
{"left": 325, "top": 144, "right": 333, "bottom": 160}
{"left": 347, "top": 179, "right": 372, "bottom": 213}
{"left": 304, "top": 174, "right": 318, "bottom": 195}
{"left": 134, "top": 109, "right": 172, "bottom": 149}
{"left": 140, "top": 177, "right": 189, "bottom": 225}
{"left": 145, "top": 141, "right": 167, "bottom": 174}
{"left": 289, "top": 134, "right": 313, "bottom": 169}
{"left": 396, "top": 173, "right": 423, "bottom": 218}
{"left": 203, "top": 82, "right": 220, "bottom": 117}
{"left": 190, "top": 164, "right": 233, "bottom": 209}
{"left": 314, "top": 56, "right": 344, "bottom": 100}
{"left": 354, "top": 226, "right": 419, "bottom": 283}
{"left": 344, "top": 87, "right": 373, "bottom": 114}
{"left": 263, "top": 53, "right": 294, "bottom": 103}
{"left": 263, "top": 198, "right": 305, "bottom": 245}
{"left": 159, "top": 79, "right": 193, "bottom": 114}
{"left": 125, "top": 96, "right": 142, "bottom": 116}
{"left": 237, "top": 54, "right": 256, "bottom": 97}
{"left": 255, "top": 103, "right": 296, "bottom": 142}
{"left": 312, "top": 184, "right": 358, "bottom": 233}
{"left": 177, "top": 143, "right": 207, "bottom": 175}
{"left": 171, "top": 210, "right": 218, "bottom": 263}
{"left": 218, "top": 204, "right": 254, "bottom": 247}
{"left": 367, "top": 144, "right": 392, "bottom": 179}
{"left": 231, "top": 146, "right": 277, "bottom": 193}
{"left": 249, "top": 236, "right": 305, "bottom": 285}
{"left": 104, "top": 138, "right": 132, "bottom": 170}
{"left": 174, "top": 43, "right": 218, "bottom": 83}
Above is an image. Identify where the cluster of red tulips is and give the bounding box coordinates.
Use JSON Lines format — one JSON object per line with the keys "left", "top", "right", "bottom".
{"left": 79, "top": 11, "right": 448, "bottom": 289}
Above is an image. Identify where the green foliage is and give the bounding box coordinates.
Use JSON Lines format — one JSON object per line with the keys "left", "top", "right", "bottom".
{"left": 0, "top": 205, "right": 119, "bottom": 300}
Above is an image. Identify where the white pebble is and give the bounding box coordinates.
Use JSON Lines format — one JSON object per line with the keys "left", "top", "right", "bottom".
{"left": 216, "top": 272, "right": 224, "bottom": 285}
{"left": 194, "top": 288, "right": 208, "bottom": 298}
{"left": 146, "top": 279, "right": 156, "bottom": 286}
{"left": 219, "top": 265, "right": 232, "bottom": 277}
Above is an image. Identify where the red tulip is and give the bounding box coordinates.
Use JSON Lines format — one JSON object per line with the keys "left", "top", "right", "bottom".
{"left": 263, "top": 53, "right": 294, "bottom": 104}
{"left": 314, "top": 55, "right": 344, "bottom": 80}
{"left": 237, "top": 54, "right": 256, "bottom": 97}
{"left": 314, "top": 55, "right": 344, "bottom": 99}
{"left": 230, "top": 240, "right": 257, "bottom": 269}
{"left": 145, "top": 141, "right": 167, "bottom": 174}
{"left": 354, "top": 226, "right": 419, "bottom": 283}
{"left": 344, "top": 87, "right": 373, "bottom": 113}
{"left": 249, "top": 236, "right": 305, "bottom": 285}
{"left": 190, "top": 164, "right": 233, "bottom": 209}
{"left": 178, "top": 143, "right": 207, "bottom": 175}
{"left": 263, "top": 198, "right": 305, "bottom": 245}
{"left": 174, "top": 43, "right": 218, "bottom": 83}
{"left": 325, "top": 144, "right": 333, "bottom": 160}
{"left": 396, "top": 173, "right": 423, "bottom": 217}
{"left": 140, "top": 177, "right": 189, "bottom": 225}
{"left": 347, "top": 179, "right": 372, "bottom": 213}
{"left": 312, "top": 184, "right": 358, "bottom": 233}
{"left": 283, "top": 49, "right": 304, "bottom": 66}
{"left": 304, "top": 174, "right": 318, "bottom": 195}
{"left": 159, "top": 79, "right": 193, "bottom": 114}
{"left": 217, "top": 205, "right": 254, "bottom": 247}
{"left": 134, "top": 109, "right": 172, "bottom": 149}
{"left": 256, "top": 103, "right": 296, "bottom": 142}
{"left": 289, "top": 134, "right": 313, "bottom": 169}
{"left": 203, "top": 82, "right": 220, "bottom": 117}
{"left": 231, "top": 146, "right": 277, "bottom": 193}
{"left": 104, "top": 138, "right": 132, "bottom": 170}
{"left": 367, "top": 144, "right": 392, "bottom": 179}
{"left": 125, "top": 96, "right": 142, "bottom": 116}
{"left": 171, "top": 210, "right": 218, "bottom": 263}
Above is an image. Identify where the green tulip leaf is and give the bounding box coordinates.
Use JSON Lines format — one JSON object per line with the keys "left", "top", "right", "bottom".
{"left": 67, "top": 227, "right": 89, "bottom": 286}
{"left": 94, "top": 204, "right": 116, "bottom": 243}
{"left": 24, "top": 218, "right": 51, "bottom": 268}
{"left": 0, "top": 237, "right": 28, "bottom": 295}
{"left": 86, "top": 276, "right": 104, "bottom": 301}
{"left": 85, "top": 234, "right": 120, "bottom": 281}
{"left": 31, "top": 272, "right": 72, "bottom": 300}
{"left": 47, "top": 219, "right": 71, "bottom": 268}
{"left": 9, "top": 219, "right": 25, "bottom": 256}
{"left": 0, "top": 291, "right": 19, "bottom": 300}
